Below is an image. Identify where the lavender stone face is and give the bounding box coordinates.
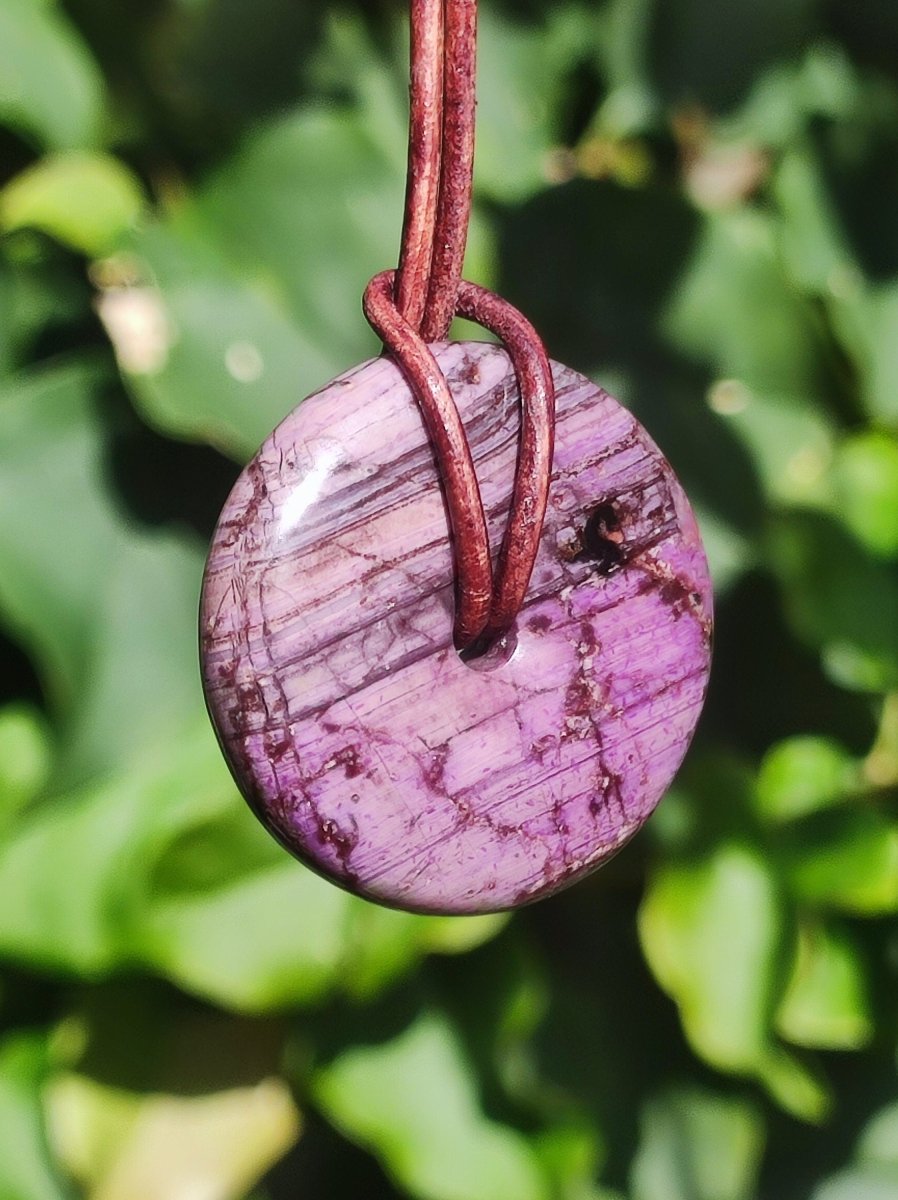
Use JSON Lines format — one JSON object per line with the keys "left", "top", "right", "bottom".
{"left": 200, "top": 342, "right": 712, "bottom": 914}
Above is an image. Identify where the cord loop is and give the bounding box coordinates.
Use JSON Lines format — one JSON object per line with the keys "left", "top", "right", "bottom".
{"left": 365, "top": 0, "right": 555, "bottom": 651}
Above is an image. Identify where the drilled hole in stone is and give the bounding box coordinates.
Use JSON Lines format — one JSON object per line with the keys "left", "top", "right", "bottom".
{"left": 579, "top": 502, "right": 624, "bottom": 574}
{"left": 457, "top": 626, "right": 519, "bottom": 672}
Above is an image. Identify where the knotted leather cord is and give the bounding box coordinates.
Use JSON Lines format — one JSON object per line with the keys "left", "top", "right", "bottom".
{"left": 365, "top": 0, "right": 555, "bottom": 651}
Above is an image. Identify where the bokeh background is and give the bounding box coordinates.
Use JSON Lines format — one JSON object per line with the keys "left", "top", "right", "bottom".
{"left": 1, "top": 0, "right": 898, "bottom": 1196}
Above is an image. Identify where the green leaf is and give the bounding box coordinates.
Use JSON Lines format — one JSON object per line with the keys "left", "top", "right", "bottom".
{"left": 866, "top": 693, "right": 898, "bottom": 791}
{"left": 775, "top": 920, "right": 873, "bottom": 1050}
{"left": 722, "top": 48, "right": 856, "bottom": 151}
{"left": 810, "top": 1100, "right": 898, "bottom": 1198}
{"left": 110, "top": 221, "right": 341, "bottom": 460}
{"left": 311, "top": 5, "right": 568, "bottom": 204}
{"left": 313, "top": 1011, "right": 548, "bottom": 1200}
{"left": 0, "top": 719, "right": 353, "bottom": 1006}
{"left": 141, "top": 772, "right": 506, "bottom": 1009}
{"left": 665, "top": 209, "right": 822, "bottom": 397}
{"left": 834, "top": 282, "right": 898, "bottom": 426}
{"left": 0, "top": 359, "right": 116, "bottom": 708}
{"left": 665, "top": 210, "right": 836, "bottom": 505}
{"left": 638, "top": 842, "right": 827, "bottom": 1119}
{"left": 117, "top": 41, "right": 503, "bottom": 459}
{"left": 1, "top": 153, "right": 144, "bottom": 257}
{"left": 773, "top": 143, "right": 857, "bottom": 293}
{"left": 59, "top": 533, "right": 205, "bottom": 785}
{"left": 859, "top": 1104, "right": 898, "bottom": 1169}
{"left": 756, "top": 736, "right": 859, "bottom": 823}
{"left": 783, "top": 810, "right": 898, "bottom": 914}
{"left": 833, "top": 432, "right": 898, "bottom": 560}
{"left": 193, "top": 105, "right": 404, "bottom": 366}
{"left": 141, "top": 827, "right": 355, "bottom": 1011}
{"left": 336, "top": 907, "right": 508, "bottom": 1003}
{"left": 767, "top": 510, "right": 898, "bottom": 693}
{"left": 119, "top": 96, "right": 411, "bottom": 458}
{"left": 0, "top": 359, "right": 205, "bottom": 781}
{"left": 0, "top": 1032, "right": 71, "bottom": 1200}
{"left": 812, "top": 1173, "right": 898, "bottom": 1200}
{"left": 49, "top": 1073, "right": 299, "bottom": 1200}
{"left": 648, "top": 0, "right": 817, "bottom": 113}
{"left": 417, "top": 913, "right": 510, "bottom": 957}
{"left": 0, "top": 723, "right": 235, "bottom": 976}
{"left": 46, "top": 995, "right": 300, "bottom": 1199}
{"left": 532, "top": 1123, "right": 605, "bottom": 1200}
{"left": 0, "top": 252, "right": 87, "bottom": 378}
{"left": 647, "top": 753, "right": 759, "bottom": 854}
{"left": 303, "top": 11, "right": 410, "bottom": 170}
{"left": 0, "top": 715, "right": 506, "bottom": 1009}
{"left": 864, "top": 285, "right": 898, "bottom": 424}
{"left": 630, "top": 1086, "right": 765, "bottom": 1200}
{"left": 472, "top": 8, "right": 562, "bottom": 203}
{"left": 708, "top": 384, "right": 834, "bottom": 506}
{"left": 639, "top": 844, "right": 785, "bottom": 1074}
{"left": 756, "top": 1046, "right": 831, "bottom": 1124}
{"left": 0, "top": 0, "right": 104, "bottom": 150}
{"left": 0, "top": 704, "right": 52, "bottom": 828}
{"left": 51, "top": 1073, "right": 300, "bottom": 1200}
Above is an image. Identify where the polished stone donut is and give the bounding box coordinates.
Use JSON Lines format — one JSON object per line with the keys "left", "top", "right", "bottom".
{"left": 200, "top": 342, "right": 712, "bottom": 914}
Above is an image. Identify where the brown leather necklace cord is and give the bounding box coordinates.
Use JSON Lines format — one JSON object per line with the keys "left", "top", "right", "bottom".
{"left": 456, "top": 281, "right": 555, "bottom": 639}
{"left": 365, "top": 270, "right": 493, "bottom": 647}
{"left": 420, "top": 0, "right": 477, "bottom": 341}
{"left": 394, "top": 0, "right": 444, "bottom": 329}
{"left": 365, "top": 0, "right": 555, "bottom": 652}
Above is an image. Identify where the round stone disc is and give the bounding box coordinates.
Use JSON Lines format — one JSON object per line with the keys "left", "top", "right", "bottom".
{"left": 200, "top": 342, "right": 712, "bottom": 914}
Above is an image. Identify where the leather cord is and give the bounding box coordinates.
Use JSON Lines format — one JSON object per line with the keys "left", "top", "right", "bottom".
{"left": 365, "top": 0, "right": 555, "bottom": 652}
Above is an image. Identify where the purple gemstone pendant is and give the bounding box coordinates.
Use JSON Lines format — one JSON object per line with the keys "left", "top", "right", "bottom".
{"left": 200, "top": 342, "right": 712, "bottom": 914}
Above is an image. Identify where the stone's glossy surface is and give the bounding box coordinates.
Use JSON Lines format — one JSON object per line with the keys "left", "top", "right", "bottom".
{"left": 200, "top": 342, "right": 713, "bottom": 914}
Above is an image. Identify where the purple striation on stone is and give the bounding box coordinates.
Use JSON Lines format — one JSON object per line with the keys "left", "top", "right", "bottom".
{"left": 200, "top": 342, "right": 713, "bottom": 914}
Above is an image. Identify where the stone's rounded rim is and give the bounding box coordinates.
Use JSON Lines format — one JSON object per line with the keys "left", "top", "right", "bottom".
{"left": 200, "top": 342, "right": 713, "bottom": 915}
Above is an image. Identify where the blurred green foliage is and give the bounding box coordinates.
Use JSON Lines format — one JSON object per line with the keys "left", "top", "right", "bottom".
{"left": 0, "top": 0, "right": 897, "bottom": 1197}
